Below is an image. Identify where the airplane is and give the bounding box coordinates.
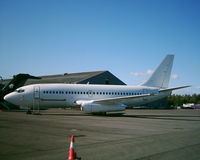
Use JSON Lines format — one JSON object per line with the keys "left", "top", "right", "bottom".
{"left": 4, "top": 55, "right": 189, "bottom": 113}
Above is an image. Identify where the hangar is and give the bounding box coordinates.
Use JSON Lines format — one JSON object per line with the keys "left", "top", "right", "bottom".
{"left": 24, "top": 70, "right": 126, "bottom": 85}
{"left": 1, "top": 70, "right": 126, "bottom": 87}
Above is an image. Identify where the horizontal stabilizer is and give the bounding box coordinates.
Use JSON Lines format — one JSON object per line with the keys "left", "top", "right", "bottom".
{"left": 159, "top": 86, "right": 190, "bottom": 92}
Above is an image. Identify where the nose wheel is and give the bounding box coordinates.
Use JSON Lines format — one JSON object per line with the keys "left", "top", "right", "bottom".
{"left": 26, "top": 109, "right": 41, "bottom": 115}
{"left": 26, "top": 109, "right": 32, "bottom": 114}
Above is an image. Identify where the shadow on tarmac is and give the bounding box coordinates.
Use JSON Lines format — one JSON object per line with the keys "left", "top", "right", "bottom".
{"left": 42, "top": 113, "right": 91, "bottom": 116}
{"left": 42, "top": 112, "right": 200, "bottom": 122}
{"left": 106, "top": 113, "right": 200, "bottom": 122}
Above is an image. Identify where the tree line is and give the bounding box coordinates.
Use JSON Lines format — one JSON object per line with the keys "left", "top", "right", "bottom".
{"left": 167, "top": 94, "right": 200, "bottom": 106}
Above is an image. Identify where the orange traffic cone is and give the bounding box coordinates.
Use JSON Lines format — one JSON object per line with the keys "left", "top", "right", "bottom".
{"left": 68, "top": 136, "right": 77, "bottom": 160}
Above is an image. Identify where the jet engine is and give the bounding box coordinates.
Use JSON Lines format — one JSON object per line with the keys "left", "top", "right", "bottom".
{"left": 81, "top": 102, "right": 126, "bottom": 113}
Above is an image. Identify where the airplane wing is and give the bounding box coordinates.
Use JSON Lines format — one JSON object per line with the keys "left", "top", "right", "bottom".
{"left": 76, "top": 93, "right": 154, "bottom": 105}
{"left": 159, "top": 85, "right": 190, "bottom": 93}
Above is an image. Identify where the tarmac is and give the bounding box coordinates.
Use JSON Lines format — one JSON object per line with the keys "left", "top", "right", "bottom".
{"left": 0, "top": 109, "right": 200, "bottom": 160}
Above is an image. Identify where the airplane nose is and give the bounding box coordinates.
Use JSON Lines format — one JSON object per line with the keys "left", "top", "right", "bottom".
{"left": 4, "top": 93, "right": 17, "bottom": 105}
{"left": 4, "top": 94, "right": 12, "bottom": 102}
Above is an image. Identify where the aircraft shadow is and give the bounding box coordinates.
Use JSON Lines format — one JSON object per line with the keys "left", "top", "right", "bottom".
{"left": 42, "top": 112, "right": 200, "bottom": 121}
{"left": 42, "top": 113, "right": 91, "bottom": 117}
{"left": 106, "top": 113, "right": 200, "bottom": 122}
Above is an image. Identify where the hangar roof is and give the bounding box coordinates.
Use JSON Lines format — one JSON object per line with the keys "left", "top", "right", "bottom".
{"left": 1, "top": 70, "right": 126, "bottom": 86}
{"left": 25, "top": 70, "right": 126, "bottom": 85}
{"left": 36, "top": 70, "right": 106, "bottom": 83}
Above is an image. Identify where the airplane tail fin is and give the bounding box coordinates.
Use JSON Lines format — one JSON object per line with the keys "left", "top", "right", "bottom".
{"left": 142, "top": 55, "right": 174, "bottom": 89}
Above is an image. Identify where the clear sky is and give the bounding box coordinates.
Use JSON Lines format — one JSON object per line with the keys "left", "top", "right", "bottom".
{"left": 0, "top": 0, "right": 200, "bottom": 94}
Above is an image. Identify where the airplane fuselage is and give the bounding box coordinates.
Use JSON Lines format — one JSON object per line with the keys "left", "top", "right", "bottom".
{"left": 4, "top": 83, "right": 170, "bottom": 110}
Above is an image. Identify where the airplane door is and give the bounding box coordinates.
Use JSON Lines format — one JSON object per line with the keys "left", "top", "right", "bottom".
{"left": 143, "top": 89, "right": 148, "bottom": 101}
{"left": 33, "top": 86, "right": 40, "bottom": 113}
{"left": 34, "top": 86, "right": 40, "bottom": 99}
{"left": 143, "top": 89, "right": 146, "bottom": 94}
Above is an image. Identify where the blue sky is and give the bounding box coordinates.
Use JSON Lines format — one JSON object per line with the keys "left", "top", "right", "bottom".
{"left": 0, "top": 0, "right": 200, "bottom": 94}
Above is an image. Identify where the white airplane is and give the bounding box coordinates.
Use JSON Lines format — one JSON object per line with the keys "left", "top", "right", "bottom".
{"left": 4, "top": 55, "right": 189, "bottom": 113}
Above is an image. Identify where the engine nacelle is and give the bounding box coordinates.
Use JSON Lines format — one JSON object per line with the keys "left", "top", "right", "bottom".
{"left": 81, "top": 102, "right": 126, "bottom": 113}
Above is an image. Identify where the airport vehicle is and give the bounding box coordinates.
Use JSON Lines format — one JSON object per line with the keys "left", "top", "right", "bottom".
{"left": 4, "top": 55, "right": 189, "bottom": 113}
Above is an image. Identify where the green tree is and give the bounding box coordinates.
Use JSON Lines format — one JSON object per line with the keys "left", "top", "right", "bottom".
{"left": 167, "top": 94, "right": 200, "bottom": 106}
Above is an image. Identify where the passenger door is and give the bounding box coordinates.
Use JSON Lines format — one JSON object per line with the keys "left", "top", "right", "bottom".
{"left": 33, "top": 86, "right": 40, "bottom": 112}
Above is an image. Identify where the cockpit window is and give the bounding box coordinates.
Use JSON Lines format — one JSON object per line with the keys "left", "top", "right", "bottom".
{"left": 15, "top": 89, "right": 25, "bottom": 93}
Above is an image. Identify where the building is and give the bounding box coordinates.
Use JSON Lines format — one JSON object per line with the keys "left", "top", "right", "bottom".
{"left": 1, "top": 70, "right": 126, "bottom": 86}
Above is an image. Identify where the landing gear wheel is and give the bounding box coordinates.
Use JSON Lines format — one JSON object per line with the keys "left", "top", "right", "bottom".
{"left": 26, "top": 110, "right": 32, "bottom": 114}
